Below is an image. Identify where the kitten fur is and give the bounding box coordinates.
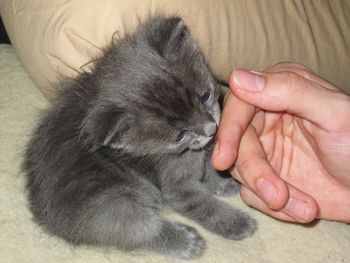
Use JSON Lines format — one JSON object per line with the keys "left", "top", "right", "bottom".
{"left": 23, "top": 16, "right": 256, "bottom": 259}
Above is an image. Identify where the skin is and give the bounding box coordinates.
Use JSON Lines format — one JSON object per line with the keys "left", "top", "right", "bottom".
{"left": 212, "top": 63, "right": 350, "bottom": 223}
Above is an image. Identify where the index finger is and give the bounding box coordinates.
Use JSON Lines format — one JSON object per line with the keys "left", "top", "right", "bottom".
{"left": 231, "top": 69, "right": 350, "bottom": 132}
{"left": 264, "top": 62, "right": 338, "bottom": 91}
{"left": 212, "top": 90, "right": 255, "bottom": 170}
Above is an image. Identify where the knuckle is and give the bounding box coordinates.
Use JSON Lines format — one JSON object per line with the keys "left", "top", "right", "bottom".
{"left": 281, "top": 72, "right": 313, "bottom": 111}
{"left": 265, "top": 62, "right": 293, "bottom": 72}
{"left": 239, "top": 186, "right": 254, "bottom": 204}
{"left": 282, "top": 71, "right": 309, "bottom": 94}
{"left": 285, "top": 63, "right": 311, "bottom": 72}
{"left": 290, "top": 66, "right": 316, "bottom": 81}
{"left": 266, "top": 63, "right": 316, "bottom": 81}
{"left": 266, "top": 62, "right": 308, "bottom": 73}
{"left": 329, "top": 92, "right": 350, "bottom": 131}
{"left": 237, "top": 158, "right": 257, "bottom": 175}
{"left": 231, "top": 120, "right": 244, "bottom": 139}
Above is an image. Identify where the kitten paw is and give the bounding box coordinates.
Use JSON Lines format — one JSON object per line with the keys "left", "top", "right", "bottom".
{"left": 219, "top": 179, "right": 240, "bottom": 197}
{"left": 202, "top": 169, "right": 241, "bottom": 197}
{"left": 221, "top": 213, "right": 257, "bottom": 240}
{"left": 172, "top": 223, "right": 206, "bottom": 259}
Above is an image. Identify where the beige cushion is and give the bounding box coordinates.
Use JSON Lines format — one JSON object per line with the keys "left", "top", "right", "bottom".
{"left": 1, "top": 0, "right": 350, "bottom": 99}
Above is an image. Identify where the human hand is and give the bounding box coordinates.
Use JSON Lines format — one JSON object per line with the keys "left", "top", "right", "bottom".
{"left": 212, "top": 63, "right": 350, "bottom": 223}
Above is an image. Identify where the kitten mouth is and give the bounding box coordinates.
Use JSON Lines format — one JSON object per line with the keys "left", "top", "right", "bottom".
{"left": 189, "top": 136, "right": 214, "bottom": 150}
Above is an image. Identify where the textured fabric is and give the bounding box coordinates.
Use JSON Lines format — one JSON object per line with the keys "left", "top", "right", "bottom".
{"left": 1, "top": 43, "right": 350, "bottom": 263}
{"left": 1, "top": 0, "right": 349, "bottom": 99}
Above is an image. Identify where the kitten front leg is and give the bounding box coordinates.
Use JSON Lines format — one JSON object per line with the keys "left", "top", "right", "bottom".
{"left": 164, "top": 182, "right": 256, "bottom": 240}
{"left": 202, "top": 160, "right": 240, "bottom": 197}
{"left": 149, "top": 220, "right": 206, "bottom": 259}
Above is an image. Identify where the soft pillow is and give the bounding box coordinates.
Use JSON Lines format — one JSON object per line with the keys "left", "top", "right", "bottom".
{"left": 1, "top": 0, "right": 349, "bottom": 99}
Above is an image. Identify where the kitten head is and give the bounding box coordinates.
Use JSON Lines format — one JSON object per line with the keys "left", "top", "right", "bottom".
{"left": 82, "top": 16, "right": 220, "bottom": 155}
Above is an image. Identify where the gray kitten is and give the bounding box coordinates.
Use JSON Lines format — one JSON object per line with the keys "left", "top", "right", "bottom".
{"left": 23, "top": 16, "right": 256, "bottom": 259}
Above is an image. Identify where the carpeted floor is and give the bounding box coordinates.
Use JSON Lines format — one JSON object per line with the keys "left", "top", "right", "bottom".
{"left": 0, "top": 43, "right": 349, "bottom": 263}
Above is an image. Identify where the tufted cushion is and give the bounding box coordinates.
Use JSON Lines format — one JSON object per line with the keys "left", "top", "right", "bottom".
{"left": 1, "top": 0, "right": 349, "bottom": 99}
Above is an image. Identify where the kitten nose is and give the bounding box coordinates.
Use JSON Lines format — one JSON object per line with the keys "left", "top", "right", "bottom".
{"left": 203, "top": 122, "right": 217, "bottom": 137}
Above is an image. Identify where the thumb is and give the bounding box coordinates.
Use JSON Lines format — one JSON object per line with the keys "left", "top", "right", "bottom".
{"left": 229, "top": 69, "right": 350, "bottom": 131}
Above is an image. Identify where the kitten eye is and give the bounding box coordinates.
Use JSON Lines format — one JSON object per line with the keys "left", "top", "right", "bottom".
{"left": 175, "top": 130, "right": 187, "bottom": 143}
{"left": 201, "top": 89, "right": 211, "bottom": 104}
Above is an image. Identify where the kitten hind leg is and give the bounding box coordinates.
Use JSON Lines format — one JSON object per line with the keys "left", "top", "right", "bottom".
{"left": 61, "top": 184, "right": 205, "bottom": 259}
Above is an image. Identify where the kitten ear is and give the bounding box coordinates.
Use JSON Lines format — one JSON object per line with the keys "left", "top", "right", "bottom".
{"left": 165, "top": 18, "right": 187, "bottom": 52}
{"left": 147, "top": 16, "right": 188, "bottom": 59}
{"left": 81, "top": 103, "right": 131, "bottom": 148}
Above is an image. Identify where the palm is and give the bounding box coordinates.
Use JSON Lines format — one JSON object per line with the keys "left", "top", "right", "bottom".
{"left": 255, "top": 111, "right": 349, "bottom": 219}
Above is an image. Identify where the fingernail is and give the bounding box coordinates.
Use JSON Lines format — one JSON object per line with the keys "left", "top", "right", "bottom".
{"left": 233, "top": 69, "right": 265, "bottom": 92}
{"left": 256, "top": 178, "right": 278, "bottom": 207}
{"left": 285, "top": 197, "right": 310, "bottom": 221}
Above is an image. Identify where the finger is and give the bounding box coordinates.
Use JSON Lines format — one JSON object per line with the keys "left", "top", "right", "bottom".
{"left": 212, "top": 90, "right": 255, "bottom": 170}
{"left": 240, "top": 185, "right": 319, "bottom": 223}
{"left": 231, "top": 126, "right": 289, "bottom": 210}
{"left": 229, "top": 69, "right": 350, "bottom": 131}
{"left": 264, "top": 62, "right": 338, "bottom": 91}
{"left": 240, "top": 186, "right": 297, "bottom": 222}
